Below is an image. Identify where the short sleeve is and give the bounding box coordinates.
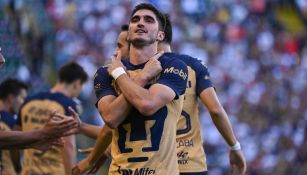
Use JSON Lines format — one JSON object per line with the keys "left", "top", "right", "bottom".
{"left": 195, "top": 60, "right": 213, "bottom": 95}
{"left": 156, "top": 59, "right": 188, "bottom": 99}
{"left": 94, "top": 66, "right": 117, "bottom": 104}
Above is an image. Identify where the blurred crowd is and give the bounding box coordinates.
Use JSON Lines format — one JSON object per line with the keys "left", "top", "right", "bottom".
{"left": 1, "top": 0, "right": 307, "bottom": 174}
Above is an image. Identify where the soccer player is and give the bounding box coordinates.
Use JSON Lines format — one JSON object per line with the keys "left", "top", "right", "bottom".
{"left": 115, "top": 24, "right": 130, "bottom": 59}
{"left": 0, "top": 112, "right": 79, "bottom": 150}
{"left": 16, "top": 62, "right": 88, "bottom": 175}
{"left": 0, "top": 79, "right": 79, "bottom": 175}
{"left": 0, "top": 52, "right": 84, "bottom": 149}
{"left": 158, "top": 14, "right": 247, "bottom": 175}
{"left": 103, "top": 3, "right": 188, "bottom": 174}
{"left": 75, "top": 12, "right": 247, "bottom": 175}
{"left": 75, "top": 3, "right": 187, "bottom": 175}
{"left": 0, "top": 79, "right": 28, "bottom": 175}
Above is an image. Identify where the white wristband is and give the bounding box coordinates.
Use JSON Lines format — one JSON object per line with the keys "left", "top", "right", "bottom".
{"left": 111, "top": 67, "right": 126, "bottom": 80}
{"left": 230, "top": 142, "right": 241, "bottom": 151}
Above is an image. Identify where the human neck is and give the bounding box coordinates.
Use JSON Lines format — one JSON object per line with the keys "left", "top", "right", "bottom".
{"left": 158, "top": 42, "right": 172, "bottom": 53}
{"left": 129, "top": 43, "right": 158, "bottom": 65}
{"left": 51, "top": 82, "right": 72, "bottom": 98}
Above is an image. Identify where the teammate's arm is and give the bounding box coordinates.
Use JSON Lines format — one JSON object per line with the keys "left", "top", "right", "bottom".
{"left": 0, "top": 113, "right": 78, "bottom": 149}
{"left": 77, "top": 148, "right": 109, "bottom": 174}
{"left": 0, "top": 130, "right": 47, "bottom": 149}
{"left": 77, "top": 122, "right": 101, "bottom": 139}
{"left": 72, "top": 124, "right": 112, "bottom": 175}
{"left": 63, "top": 107, "right": 101, "bottom": 139}
{"left": 194, "top": 59, "right": 246, "bottom": 174}
{"left": 60, "top": 107, "right": 79, "bottom": 175}
{"left": 200, "top": 88, "right": 238, "bottom": 145}
{"left": 62, "top": 134, "right": 76, "bottom": 175}
{"left": 200, "top": 88, "right": 246, "bottom": 174}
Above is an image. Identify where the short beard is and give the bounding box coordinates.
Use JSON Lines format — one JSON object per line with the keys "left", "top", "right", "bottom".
{"left": 130, "top": 38, "right": 156, "bottom": 49}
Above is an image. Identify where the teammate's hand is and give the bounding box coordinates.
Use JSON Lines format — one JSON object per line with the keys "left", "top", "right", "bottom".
{"left": 86, "top": 154, "right": 108, "bottom": 174}
{"left": 42, "top": 111, "right": 79, "bottom": 139}
{"left": 48, "top": 106, "right": 83, "bottom": 136}
{"left": 108, "top": 51, "right": 126, "bottom": 76}
{"left": 229, "top": 149, "right": 247, "bottom": 175}
{"left": 30, "top": 138, "right": 64, "bottom": 152}
{"left": 73, "top": 149, "right": 108, "bottom": 174}
{"left": 72, "top": 157, "right": 91, "bottom": 175}
{"left": 64, "top": 106, "right": 83, "bottom": 135}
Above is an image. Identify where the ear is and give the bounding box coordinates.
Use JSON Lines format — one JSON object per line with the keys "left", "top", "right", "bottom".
{"left": 157, "top": 31, "right": 165, "bottom": 42}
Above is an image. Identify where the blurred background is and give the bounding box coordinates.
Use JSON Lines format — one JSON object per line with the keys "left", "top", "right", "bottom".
{"left": 0, "top": 0, "right": 307, "bottom": 174}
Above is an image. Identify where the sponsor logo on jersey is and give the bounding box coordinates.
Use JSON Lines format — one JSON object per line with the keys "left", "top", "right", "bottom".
{"left": 177, "top": 138, "right": 194, "bottom": 148}
{"left": 117, "top": 166, "right": 156, "bottom": 175}
{"left": 94, "top": 83, "right": 102, "bottom": 90}
{"left": 177, "top": 151, "right": 188, "bottom": 159}
{"left": 177, "top": 151, "right": 189, "bottom": 165}
{"left": 178, "top": 158, "right": 189, "bottom": 165}
{"left": 164, "top": 67, "right": 187, "bottom": 80}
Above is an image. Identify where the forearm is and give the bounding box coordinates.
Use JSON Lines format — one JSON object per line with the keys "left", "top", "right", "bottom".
{"left": 62, "top": 135, "right": 76, "bottom": 175}
{"left": 104, "top": 144, "right": 112, "bottom": 158}
{"left": 87, "top": 125, "right": 112, "bottom": 165}
{"left": 200, "top": 88, "right": 238, "bottom": 147}
{"left": 210, "top": 109, "right": 238, "bottom": 146}
{"left": 0, "top": 130, "right": 45, "bottom": 149}
{"left": 116, "top": 74, "right": 153, "bottom": 115}
{"left": 79, "top": 123, "right": 101, "bottom": 139}
{"left": 98, "top": 94, "right": 131, "bottom": 128}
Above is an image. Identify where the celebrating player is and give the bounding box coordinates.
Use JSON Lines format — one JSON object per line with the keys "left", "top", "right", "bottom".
{"left": 16, "top": 62, "right": 88, "bottom": 175}
{"left": 159, "top": 14, "right": 247, "bottom": 175}
{"left": 73, "top": 3, "right": 187, "bottom": 175}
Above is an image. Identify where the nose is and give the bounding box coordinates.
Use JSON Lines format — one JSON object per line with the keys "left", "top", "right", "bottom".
{"left": 136, "top": 17, "right": 145, "bottom": 28}
{"left": 137, "top": 22, "right": 144, "bottom": 28}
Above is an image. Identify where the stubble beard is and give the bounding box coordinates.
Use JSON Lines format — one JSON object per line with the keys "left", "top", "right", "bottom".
{"left": 130, "top": 37, "right": 156, "bottom": 49}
